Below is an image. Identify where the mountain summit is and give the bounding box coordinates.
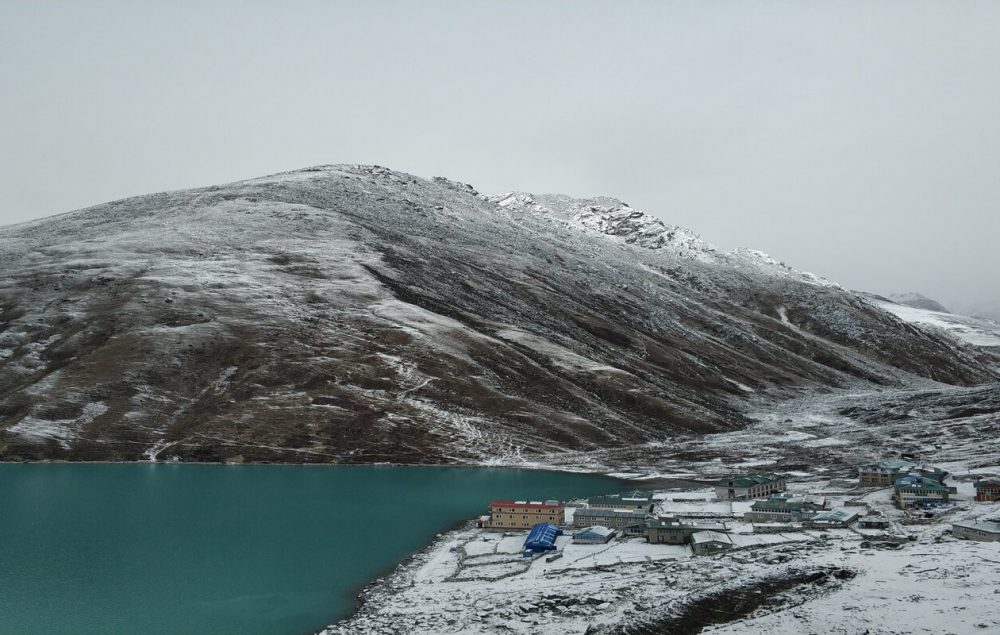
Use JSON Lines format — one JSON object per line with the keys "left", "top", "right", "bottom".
{"left": 0, "top": 165, "right": 993, "bottom": 463}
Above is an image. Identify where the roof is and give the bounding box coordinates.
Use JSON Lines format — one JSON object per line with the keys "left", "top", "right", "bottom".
{"left": 750, "top": 495, "right": 824, "bottom": 512}
{"left": 714, "top": 473, "right": 785, "bottom": 488}
{"left": 810, "top": 509, "right": 860, "bottom": 523}
{"left": 647, "top": 518, "right": 725, "bottom": 531}
{"left": 647, "top": 518, "right": 687, "bottom": 529}
{"left": 952, "top": 520, "right": 1000, "bottom": 534}
{"left": 575, "top": 508, "right": 649, "bottom": 519}
{"left": 491, "top": 500, "right": 562, "bottom": 509}
{"left": 588, "top": 495, "right": 651, "bottom": 506}
{"left": 575, "top": 526, "right": 614, "bottom": 538}
{"left": 975, "top": 478, "right": 1000, "bottom": 487}
{"left": 893, "top": 475, "right": 949, "bottom": 491}
{"left": 690, "top": 530, "right": 733, "bottom": 545}
{"left": 859, "top": 515, "right": 890, "bottom": 524}
{"left": 915, "top": 467, "right": 949, "bottom": 481}
{"left": 524, "top": 523, "right": 561, "bottom": 549}
{"left": 861, "top": 459, "right": 918, "bottom": 471}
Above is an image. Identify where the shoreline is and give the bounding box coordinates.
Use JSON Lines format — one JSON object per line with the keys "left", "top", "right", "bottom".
{"left": 0, "top": 457, "right": 616, "bottom": 473}
{"left": 0, "top": 461, "right": 623, "bottom": 635}
{"left": 1, "top": 459, "right": 701, "bottom": 633}
{"left": 317, "top": 473, "right": 1000, "bottom": 635}
{"left": 319, "top": 523, "right": 474, "bottom": 635}
{"left": 0, "top": 459, "right": 711, "bottom": 491}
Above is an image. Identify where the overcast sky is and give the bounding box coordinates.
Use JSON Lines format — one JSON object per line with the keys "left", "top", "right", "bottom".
{"left": 1, "top": 1, "right": 997, "bottom": 310}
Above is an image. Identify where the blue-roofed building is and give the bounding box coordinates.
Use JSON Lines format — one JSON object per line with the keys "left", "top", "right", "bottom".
{"left": 714, "top": 473, "right": 786, "bottom": 500}
{"left": 523, "top": 523, "right": 561, "bottom": 553}
{"left": 859, "top": 460, "right": 949, "bottom": 488}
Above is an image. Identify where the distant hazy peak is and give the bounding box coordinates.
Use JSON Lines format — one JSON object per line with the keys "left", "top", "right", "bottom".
{"left": 888, "top": 292, "right": 950, "bottom": 313}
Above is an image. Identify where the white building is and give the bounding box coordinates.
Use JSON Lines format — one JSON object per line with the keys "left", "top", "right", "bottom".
{"left": 572, "top": 525, "right": 615, "bottom": 544}
{"left": 690, "top": 530, "right": 734, "bottom": 555}
{"left": 952, "top": 520, "right": 1000, "bottom": 542}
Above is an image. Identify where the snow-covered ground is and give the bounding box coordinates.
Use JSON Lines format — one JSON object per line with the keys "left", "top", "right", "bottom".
{"left": 871, "top": 298, "right": 1000, "bottom": 348}
{"left": 319, "top": 381, "right": 1000, "bottom": 634}
{"left": 320, "top": 468, "right": 1000, "bottom": 634}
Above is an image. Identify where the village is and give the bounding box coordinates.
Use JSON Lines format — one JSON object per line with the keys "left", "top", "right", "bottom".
{"left": 476, "top": 461, "right": 1000, "bottom": 558}
{"left": 323, "top": 456, "right": 1000, "bottom": 635}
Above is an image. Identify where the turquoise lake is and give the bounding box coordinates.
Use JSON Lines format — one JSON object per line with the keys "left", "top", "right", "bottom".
{"left": 0, "top": 463, "right": 619, "bottom": 635}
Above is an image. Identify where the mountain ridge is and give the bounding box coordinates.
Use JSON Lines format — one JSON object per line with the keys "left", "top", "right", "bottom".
{"left": 0, "top": 164, "right": 993, "bottom": 463}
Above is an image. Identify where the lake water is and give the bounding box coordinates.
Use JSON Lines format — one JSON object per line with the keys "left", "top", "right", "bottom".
{"left": 0, "top": 463, "right": 619, "bottom": 635}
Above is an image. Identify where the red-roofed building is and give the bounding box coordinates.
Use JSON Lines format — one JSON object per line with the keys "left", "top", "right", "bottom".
{"left": 486, "top": 500, "right": 564, "bottom": 530}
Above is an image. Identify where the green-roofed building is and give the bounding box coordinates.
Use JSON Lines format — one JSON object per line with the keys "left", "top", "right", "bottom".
{"left": 587, "top": 494, "right": 653, "bottom": 512}
{"left": 573, "top": 508, "right": 650, "bottom": 532}
{"left": 646, "top": 517, "right": 727, "bottom": 545}
{"left": 892, "top": 475, "right": 957, "bottom": 509}
{"left": 744, "top": 494, "right": 826, "bottom": 523}
{"left": 804, "top": 508, "right": 861, "bottom": 528}
{"left": 714, "top": 473, "right": 787, "bottom": 500}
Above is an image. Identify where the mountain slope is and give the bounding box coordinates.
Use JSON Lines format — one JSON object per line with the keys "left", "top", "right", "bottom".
{"left": 0, "top": 165, "right": 993, "bottom": 463}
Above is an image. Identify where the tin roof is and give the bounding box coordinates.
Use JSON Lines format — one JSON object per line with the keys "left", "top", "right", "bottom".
{"left": 647, "top": 518, "right": 725, "bottom": 531}
{"left": 810, "top": 508, "right": 860, "bottom": 523}
{"left": 690, "top": 530, "right": 732, "bottom": 545}
{"left": 491, "top": 500, "right": 562, "bottom": 509}
{"left": 587, "top": 495, "right": 651, "bottom": 506}
{"left": 575, "top": 508, "right": 648, "bottom": 519}
{"left": 750, "top": 494, "right": 824, "bottom": 512}
{"left": 893, "top": 475, "right": 949, "bottom": 491}
{"left": 524, "top": 523, "right": 561, "bottom": 550}
{"left": 575, "top": 525, "right": 614, "bottom": 538}
{"left": 859, "top": 515, "right": 890, "bottom": 524}
{"left": 862, "top": 459, "right": 918, "bottom": 471}
{"left": 714, "top": 473, "right": 785, "bottom": 488}
{"left": 952, "top": 520, "right": 1000, "bottom": 534}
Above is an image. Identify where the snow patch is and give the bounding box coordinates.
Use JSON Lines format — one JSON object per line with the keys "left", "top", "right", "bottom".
{"left": 495, "top": 328, "right": 633, "bottom": 375}
{"left": 7, "top": 401, "right": 108, "bottom": 449}
{"left": 873, "top": 300, "right": 1000, "bottom": 348}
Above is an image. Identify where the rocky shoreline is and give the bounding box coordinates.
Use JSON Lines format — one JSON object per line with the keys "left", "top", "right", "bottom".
{"left": 318, "top": 461, "right": 1000, "bottom": 634}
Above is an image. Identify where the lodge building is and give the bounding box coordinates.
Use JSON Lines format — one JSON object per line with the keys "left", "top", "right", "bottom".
{"left": 486, "top": 500, "right": 563, "bottom": 530}
{"left": 974, "top": 477, "right": 1000, "bottom": 502}
{"left": 714, "top": 473, "right": 787, "bottom": 500}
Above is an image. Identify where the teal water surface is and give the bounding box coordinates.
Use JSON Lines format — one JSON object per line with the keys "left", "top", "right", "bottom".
{"left": 0, "top": 463, "right": 619, "bottom": 635}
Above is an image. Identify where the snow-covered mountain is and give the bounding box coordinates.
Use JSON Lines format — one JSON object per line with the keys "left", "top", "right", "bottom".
{"left": 887, "top": 292, "right": 950, "bottom": 313}
{"left": 862, "top": 293, "right": 1000, "bottom": 350}
{"left": 0, "top": 165, "right": 994, "bottom": 463}
{"left": 956, "top": 299, "right": 1000, "bottom": 324}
